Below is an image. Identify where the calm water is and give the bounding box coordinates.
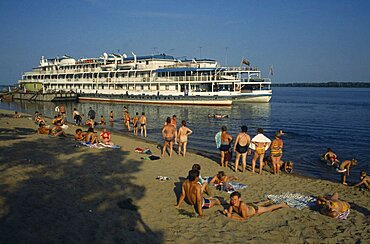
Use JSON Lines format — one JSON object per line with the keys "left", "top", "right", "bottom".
{"left": 1, "top": 87, "right": 369, "bottom": 183}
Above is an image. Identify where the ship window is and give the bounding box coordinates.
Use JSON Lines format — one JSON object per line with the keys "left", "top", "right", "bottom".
{"left": 165, "top": 85, "right": 169, "bottom": 90}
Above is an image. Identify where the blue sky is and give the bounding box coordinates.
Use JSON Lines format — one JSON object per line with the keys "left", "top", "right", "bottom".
{"left": 0, "top": 0, "right": 369, "bottom": 84}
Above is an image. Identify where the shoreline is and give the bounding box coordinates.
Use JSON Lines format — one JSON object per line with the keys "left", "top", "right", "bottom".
{"left": 0, "top": 108, "right": 369, "bottom": 243}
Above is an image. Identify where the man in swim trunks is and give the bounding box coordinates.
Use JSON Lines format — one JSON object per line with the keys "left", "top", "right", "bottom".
{"left": 133, "top": 112, "right": 139, "bottom": 136}
{"left": 175, "top": 170, "right": 220, "bottom": 217}
{"left": 109, "top": 110, "right": 114, "bottom": 122}
{"left": 354, "top": 171, "right": 370, "bottom": 190}
{"left": 87, "top": 107, "right": 96, "bottom": 120}
{"left": 270, "top": 131, "right": 284, "bottom": 175}
{"left": 140, "top": 112, "right": 147, "bottom": 137}
{"left": 220, "top": 126, "right": 233, "bottom": 168}
{"left": 251, "top": 128, "right": 271, "bottom": 174}
{"left": 223, "top": 191, "right": 289, "bottom": 221}
{"left": 233, "top": 125, "right": 251, "bottom": 173}
{"left": 59, "top": 105, "right": 66, "bottom": 119}
{"left": 337, "top": 159, "right": 357, "bottom": 185}
{"left": 316, "top": 192, "right": 351, "bottom": 220}
{"left": 162, "top": 117, "right": 177, "bottom": 157}
{"left": 178, "top": 120, "right": 193, "bottom": 157}
{"left": 124, "top": 111, "right": 131, "bottom": 131}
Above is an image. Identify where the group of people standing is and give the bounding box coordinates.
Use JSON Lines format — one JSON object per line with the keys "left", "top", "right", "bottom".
{"left": 218, "top": 126, "right": 284, "bottom": 175}
{"left": 161, "top": 115, "right": 193, "bottom": 158}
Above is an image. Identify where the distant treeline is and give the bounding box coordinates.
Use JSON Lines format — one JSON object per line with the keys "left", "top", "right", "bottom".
{"left": 272, "top": 82, "right": 370, "bottom": 88}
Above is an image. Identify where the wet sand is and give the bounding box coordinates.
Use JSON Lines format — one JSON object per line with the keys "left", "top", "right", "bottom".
{"left": 0, "top": 109, "right": 369, "bottom": 243}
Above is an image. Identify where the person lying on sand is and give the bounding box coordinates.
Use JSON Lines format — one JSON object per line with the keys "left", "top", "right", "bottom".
{"left": 223, "top": 191, "right": 289, "bottom": 221}
{"left": 74, "top": 128, "right": 85, "bottom": 141}
{"left": 14, "top": 111, "right": 21, "bottom": 118}
{"left": 353, "top": 171, "right": 370, "bottom": 190}
{"left": 316, "top": 192, "right": 350, "bottom": 220}
{"left": 337, "top": 159, "right": 357, "bottom": 185}
{"left": 175, "top": 170, "right": 220, "bottom": 217}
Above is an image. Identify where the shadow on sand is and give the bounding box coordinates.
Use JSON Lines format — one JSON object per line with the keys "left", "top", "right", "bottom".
{"left": 0, "top": 129, "right": 163, "bottom": 243}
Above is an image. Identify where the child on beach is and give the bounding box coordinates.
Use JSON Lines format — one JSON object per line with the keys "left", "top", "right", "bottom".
{"left": 336, "top": 159, "right": 357, "bottom": 185}
{"left": 74, "top": 128, "right": 85, "bottom": 141}
{"left": 322, "top": 148, "right": 340, "bottom": 166}
{"left": 353, "top": 171, "right": 370, "bottom": 190}
{"left": 37, "top": 123, "right": 50, "bottom": 135}
{"left": 223, "top": 191, "right": 289, "bottom": 221}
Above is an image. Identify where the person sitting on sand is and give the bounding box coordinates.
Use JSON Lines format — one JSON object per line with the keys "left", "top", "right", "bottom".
{"left": 322, "top": 148, "right": 340, "bottom": 166}
{"left": 353, "top": 171, "right": 370, "bottom": 190}
{"left": 162, "top": 117, "right": 177, "bottom": 157}
{"left": 74, "top": 128, "right": 85, "bottom": 141}
{"left": 50, "top": 122, "right": 66, "bottom": 137}
{"left": 191, "top": 164, "right": 210, "bottom": 195}
{"left": 178, "top": 120, "right": 193, "bottom": 157}
{"left": 34, "top": 112, "right": 45, "bottom": 125}
{"left": 85, "top": 127, "right": 98, "bottom": 144}
{"left": 52, "top": 114, "right": 64, "bottom": 125}
{"left": 85, "top": 118, "right": 95, "bottom": 128}
{"left": 316, "top": 192, "right": 350, "bottom": 220}
{"left": 209, "top": 171, "right": 238, "bottom": 186}
{"left": 37, "top": 123, "right": 50, "bottom": 135}
{"left": 336, "top": 159, "right": 357, "bottom": 185}
{"left": 223, "top": 191, "right": 289, "bottom": 221}
{"left": 100, "top": 128, "right": 114, "bottom": 146}
{"left": 282, "top": 161, "right": 294, "bottom": 174}
{"left": 14, "top": 111, "right": 21, "bottom": 118}
{"left": 175, "top": 170, "right": 220, "bottom": 217}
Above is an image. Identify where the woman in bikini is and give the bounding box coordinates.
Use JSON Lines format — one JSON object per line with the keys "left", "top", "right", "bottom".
{"left": 177, "top": 120, "right": 193, "bottom": 157}
{"left": 220, "top": 126, "right": 233, "bottom": 168}
{"left": 251, "top": 128, "right": 271, "bottom": 174}
{"left": 316, "top": 192, "right": 351, "bottom": 220}
{"left": 100, "top": 128, "right": 114, "bottom": 145}
{"left": 224, "top": 191, "right": 289, "bottom": 221}
{"left": 233, "top": 125, "right": 251, "bottom": 173}
{"left": 270, "top": 131, "right": 284, "bottom": 175}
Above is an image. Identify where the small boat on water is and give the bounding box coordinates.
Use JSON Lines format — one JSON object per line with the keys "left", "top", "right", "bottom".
{"left": 18, "top": 52, "right": 272, "bottom": 105}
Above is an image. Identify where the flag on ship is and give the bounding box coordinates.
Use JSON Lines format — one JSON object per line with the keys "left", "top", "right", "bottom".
{"left": 269, "top": 65, "right": 274, "bottom": 76}
{"left": 242, "top": 58, "right": 250, "bottom": 66}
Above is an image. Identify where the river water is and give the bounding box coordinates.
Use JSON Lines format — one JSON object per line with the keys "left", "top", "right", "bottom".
{"left": 1, "top": 87, "right": 369, "bottom": 183}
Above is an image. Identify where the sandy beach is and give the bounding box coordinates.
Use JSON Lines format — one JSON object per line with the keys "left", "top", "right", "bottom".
{"left": 0, "top": 109, "right": 369, "bottom": 243}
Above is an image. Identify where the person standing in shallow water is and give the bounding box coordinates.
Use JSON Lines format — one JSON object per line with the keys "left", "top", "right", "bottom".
{"left": 162, "top": 117, "right": 176, "bottom": 157}
{"left": 233, "top": 125, "right": 251, "bottom": 173}
{"left": 220, "top": 126, "right": 233, "bottom": 168}
{"left": 140, "top": 112, "right": 147, "bottom": 137}
{"left": 270, "top": 131, "right": 284, "bottom": 175}
{"left": 177, "top": 120, "right": 193, "bottom": 157}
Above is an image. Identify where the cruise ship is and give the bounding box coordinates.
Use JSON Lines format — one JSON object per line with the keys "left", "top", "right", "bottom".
{"left": 18, "top": 52, "right": 272, "bottom": 105}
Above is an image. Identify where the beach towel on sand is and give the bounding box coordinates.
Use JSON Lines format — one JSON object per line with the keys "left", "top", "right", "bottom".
{"left": 215, "top": 131, "right": 222, "bottom": 149}
{"left": 249, "top": 134, "right": 271, "bottom": 150}
{"left": 266, "top": 192, "right": 317, "bottom": 210}
{"left": 79, "top": 142, "right": 105, "bottom": 148}
{"left": 141, "top": 155, "right": 161, "bottom": 161}
{"left": 204, "top": 177, "right": 247, "bottom": 193}
{"left": 135, "top": 148, "right": 152, "bottom": 155}
{"left": 99, "top": 143, "right": 120, "bottom": 149}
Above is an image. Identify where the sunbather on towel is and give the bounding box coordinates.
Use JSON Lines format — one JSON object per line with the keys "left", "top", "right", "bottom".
{"left": 100, "top": 128, "right": 114, "bottom": 146}
{"left": 223, "top": 191, "right": 289, "bottom": 221}
{"left": 74, "top": 128, "right": 85, "bottom": 141}
{"left": 316, "top": 192, "right": 350, "bottom": 220}
{"left": 209, "top": 171, "right": 238, "bottom": 186}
